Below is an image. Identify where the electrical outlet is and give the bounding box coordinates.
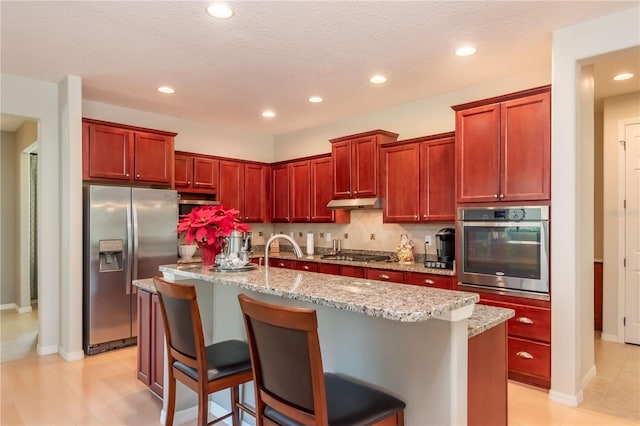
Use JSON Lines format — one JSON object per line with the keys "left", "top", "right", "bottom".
{"left": 320, "top": 232, "right": 325, "bottom": 239}
{"left": 425, "top": 235, "right": 432, "bottom": 246}
{"left": 298, "top": 232, "right": 303, "bottom": 237}
{"left": 370, "top": 234, "right": 376, "bottom": 240}
{"left": 326, "top": 232, "right": 331, "bottom": 241}
{"left": 344, "top": 233, "right": 348, "bottom": 239}
{"left": 258, "top": 231, "right": 263, "bottom": 237}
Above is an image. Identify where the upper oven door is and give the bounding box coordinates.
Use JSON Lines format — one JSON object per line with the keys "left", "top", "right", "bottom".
{"left": 458, "top": 220, "right": 549, "bottom": 294}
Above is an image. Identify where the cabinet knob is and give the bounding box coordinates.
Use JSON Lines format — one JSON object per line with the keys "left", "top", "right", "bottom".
{"left": 516, "top": 351, "right": 534, "bottom": 359}
{"left": 245, "top": 216, "right": 248, "bottom": 220}
{"left": 303, "top": 266, "right": 310, "bottom": 270}
{"left": 499, "top": 193, "right": 505, "bottom": 199}
{"left": 126, "top": 173, "right": 130, "bottom": 178}
{"left": 516, "top": 317, "right": 534, "bottom": 324}
{"left": 414, "top": 215, "right": 418, "bottom": 219}
{"left": 424, "top": 279, "right": 435, "bottom": 285}
{"left": 136, "top": 174, "right": 140, "bottom": 178}
{"left": 379, "top": 274, "right": 390, "bottom": 280}
{"left": 306, "top": 216, "right": 310, "bottom": 220}
{"left": 493, "top": 194, "right": 499, "bottom": 199}
{"left": 278, "top": 262, "right": 285, "bottom": 267}
{"left": 423, "top": 214, "right": 427, "bottom": 219}
{"left": 187, "top": 180, "right": 191, "bottom": 185}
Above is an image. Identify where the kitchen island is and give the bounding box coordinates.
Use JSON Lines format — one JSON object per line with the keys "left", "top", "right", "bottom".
{"left": 138, "top": 263, "right": 511, "bottom": 425}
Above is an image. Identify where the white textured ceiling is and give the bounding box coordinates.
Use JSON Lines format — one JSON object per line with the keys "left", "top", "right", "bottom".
{"left": 1, "top": 1, "right": 638, "bottom": 135}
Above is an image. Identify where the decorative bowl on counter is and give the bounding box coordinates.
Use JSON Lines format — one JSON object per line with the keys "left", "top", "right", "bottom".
{"left": 178, "top": 244, "right": 197, "bottom": 259}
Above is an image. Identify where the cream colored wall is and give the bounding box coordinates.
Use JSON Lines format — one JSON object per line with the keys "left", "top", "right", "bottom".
{"left": 602, "top": 91, "right": 640, "bottom": 341}
{"left": 273, "top": 70, "right": 550, "bottom": 161}
{"left": 0, "top": 131, "right": 17, "bottom": 306}
{"left": 594, "top": 110, "right": 604, "bottom": 260}
{"left": 82, "top": 100, "right": 275, "bottom": 163}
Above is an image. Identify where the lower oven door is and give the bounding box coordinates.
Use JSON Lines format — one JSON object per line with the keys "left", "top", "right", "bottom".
{"left": 458, "top": 220, "right": 549, "bottom": 296}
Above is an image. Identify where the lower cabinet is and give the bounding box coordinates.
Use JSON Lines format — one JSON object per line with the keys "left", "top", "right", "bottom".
{"left": 404, "top": 272, "right": 454, "bottom": 289}
{"left": 137, "top": 289, "right": 165, "bottom": 398}
{"left": 479, "top": 294, "right": 551, "bottom": 389}
{"left": 365, "top": 268, "right": 404, "bottom": 283}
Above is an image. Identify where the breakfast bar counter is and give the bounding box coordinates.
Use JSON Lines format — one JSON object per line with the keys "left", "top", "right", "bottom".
{"left": 141, "top": 263, "right": 508, "bottom": 425}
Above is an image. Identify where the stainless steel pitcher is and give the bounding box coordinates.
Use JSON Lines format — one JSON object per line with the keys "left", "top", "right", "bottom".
{"left": 224, "top": 230, "right": 243, "bottom": 257}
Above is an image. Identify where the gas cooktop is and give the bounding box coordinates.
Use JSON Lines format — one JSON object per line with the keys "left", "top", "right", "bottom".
{"left": 321, "top": 254, "right": 390, "bottom": 263}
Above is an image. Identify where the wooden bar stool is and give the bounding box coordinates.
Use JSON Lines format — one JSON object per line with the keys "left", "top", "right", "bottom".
{"left": 153, "top": 276, "right": 254, "bottom": 426}
{"left": 238, "top": 293, "right": 406, "bottom": 426}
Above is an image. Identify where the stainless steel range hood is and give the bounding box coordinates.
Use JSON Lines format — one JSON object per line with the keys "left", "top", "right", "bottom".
{"left": 326, "top": 197, "right": 382, "bottom": 210}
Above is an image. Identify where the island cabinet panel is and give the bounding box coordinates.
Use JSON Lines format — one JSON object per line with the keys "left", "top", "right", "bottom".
{"left": 83, "top": 119, "right": 175, "bottom": 186}
{"left": 382, "top": 132, "right": 455, "bottom": 223}
{"left": 330, "top": 130, "right": 399, "bottom": 199}
{"left": 290, "top": 160, "right": 312, "bottom": 222}
{"left": 365, "top": 268, "right": 404, "bottom": 283}
{"left": 404, "top": 272, "right": 453, "bottom": 289}
{"left": 271, "top": 164, "right": 290, "bottom": 222}
{"left": 478, "top": 293, "right": 551, "bottom": 389}
{"left": 137, "top": 289, "right": 165, "bottom": 398}
{"left": 453, "top": 86, "right": 551, "bottom": 203}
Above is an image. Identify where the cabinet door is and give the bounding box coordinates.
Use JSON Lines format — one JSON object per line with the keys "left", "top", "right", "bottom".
{"left": 339, "top": 265, "right": 365, "bottom": 278}
{"left": 244, "top": 164, "right": 269, "bottom": 223}
{"left": 332, "top": 140, "right": 352, "bottom": 198}
{"left": 456, "top": 104, "right": 500, "bottom": 203}
{"left": 133, "top": 132, "right": 173, "bottom": 184}
{"left": 404, "top": 272, "right": 453, "bottom": 289}
{"left": 352, "top": 136, "right": 379, "bottom": 197}
{"left": 295, "top": 261, "right": 318, "bottom": 272}
{"left": 383, "top": 143, "right": 420, "bottom": 223}
{"left": 290, "top": 160, "right": 311, "bottom": 222}
{"left": 174, "top": 153, "right": 193, "bottom": 189}
{"left": 365, "top": 268, "right": 404, "bottom": 283}
{"left": 271, "top": 164, "right": 290, "bottom": 222}
{"left": 420, "top": 139, "right": 455, "bottom": 221}
{"left": 136, "top": 290, "right": 151, "bottom": 386}
{"left": 193, "top": 157, "right": 219, "bottom": 191}
{"left": 150, "top": 293, "right": 165, "bottom": 397}
{"left": 87, "top": 124, "right": 132, "bottom": 180}
{"left": 310, "top": 157, "right": 334, "bottom": 223}
{"left": 218, "top": 160, "right": 244, "bottom": 214}
{"left": 500, "top": 92, "right": 551, "bottom": 201}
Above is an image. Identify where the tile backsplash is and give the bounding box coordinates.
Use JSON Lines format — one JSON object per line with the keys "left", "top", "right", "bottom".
{"left": 247, "top": 210, "right": 454, "bottom": 256}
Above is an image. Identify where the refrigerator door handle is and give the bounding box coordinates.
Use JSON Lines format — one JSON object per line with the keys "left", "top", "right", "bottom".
{"left": 126, "top": 203, "right": 133, "bottom": 296}
{"left": 132, "top": 203, "right": 140, "bottom": 288}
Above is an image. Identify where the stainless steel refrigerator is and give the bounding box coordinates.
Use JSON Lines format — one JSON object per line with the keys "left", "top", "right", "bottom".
{"left": 83, "top": 185, "right": 177, "bottom": 355}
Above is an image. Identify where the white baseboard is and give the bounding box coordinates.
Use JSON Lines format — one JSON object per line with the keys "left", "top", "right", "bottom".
{"left": 17, "top": 305, "right": 32, "bottom": 314}
{"left": 601, "top": 332, "right": 621, "bottom": 343}
{"left": 0, "top": 303, "right": 18, "bottom": 311}
{"left": 549, "top": 389, "right": 583, "bottom": 407}
{"left": 160, "top": 405, "right": 199, "bottom": 426}
{"left": 580, "top": 364, "right": 597, "bottom": 390}
{"left": 210, "top": 401, "right": 255, "bottom": 426}
{"left": 37, "top": 344, "right": 58, "bottom": 356}
{"left": 58, "top": 347, "right": 84, "bottom": 362}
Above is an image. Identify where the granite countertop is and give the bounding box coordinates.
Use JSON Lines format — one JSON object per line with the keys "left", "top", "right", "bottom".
{"left": 134, "top": 275, "right": 511, "bottom": 337}
{"left": 154, "top": 264, "right": 475, "bottom": 323}
{"left": 257, "top": 252, "right": 456, "bottom": 276}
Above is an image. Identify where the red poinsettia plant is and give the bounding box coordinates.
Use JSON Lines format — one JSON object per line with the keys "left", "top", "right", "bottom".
{"left": 177, "top": 205, "right": 251, "bottom": 252}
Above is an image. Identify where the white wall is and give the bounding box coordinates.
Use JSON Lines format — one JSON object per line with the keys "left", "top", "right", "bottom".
{"left": 82, "top": 100, "right": 275, "bottom": 163}
{"left": 0, "top": 131, "right": 17, "bottom": 306}
{"left": 602, "top": 91, "right": 640, "bottom": 341}
{"left": 550, "top": 6, "right": 640, "bottom": 406}
{"left": 1, "top": 74, "right": 60, "bottom": 355}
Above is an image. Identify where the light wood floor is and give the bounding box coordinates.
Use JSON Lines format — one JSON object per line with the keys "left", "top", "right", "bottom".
{"left": 1, "top": 308, "right": 638, "bottom": 425}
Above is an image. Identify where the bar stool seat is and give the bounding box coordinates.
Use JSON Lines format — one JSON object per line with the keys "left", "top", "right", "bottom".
{"left": 173, "top": 339, "right": 251, "bottom": 382}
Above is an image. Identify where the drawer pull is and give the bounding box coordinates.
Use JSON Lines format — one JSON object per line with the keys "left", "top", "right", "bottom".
{"left": 303, "top": 266, "right": 310, "bottom": 270}
{"left": 379, "top": 274, "right": 390, "bottom": 280}
{"left": 424, "top": 279, "right": 435, "bottom": 285}
{"left": 516, "top": 317, "right": 534, "bottom": 324}
{"left": 516, "top": 351, "right": 534, "bottom": 359}
{"left": 278, "top": 262, "right": 285, "bottom": 267}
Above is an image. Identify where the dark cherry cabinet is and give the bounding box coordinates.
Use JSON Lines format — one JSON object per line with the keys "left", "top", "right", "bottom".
{"left": 83, "top": 118, "right": 175, "bottom": 185}
{"left": 382, "top": 132, "right": 455, "bottom": 223}
{"left": 271, "top": 164, "right": 290, "bottom": 222}
{"left": 243, "top": 163, "right": 270, "bottom": 223}
{"left": 310, "top": 156, "right": 335, "bottom": 222}
{"left": 330, "top": 130, "right": 399, "bottom": 199}
{"left": 137, "top": 289, "right": 165, "bottom": 398}
{"left": 174, "top": 151, "right": 219, "bottom": 194}
{"left": 404, "top": 272, "right": 454, "bottom": 289}
{"left": 218, "top": 160, "right": 243, "bottom": 210}
{"left": 290, "top": 160, "right": 312, "bottom": 222}
{"left": 452, "top": 86, "right": 551, "bottom": 203}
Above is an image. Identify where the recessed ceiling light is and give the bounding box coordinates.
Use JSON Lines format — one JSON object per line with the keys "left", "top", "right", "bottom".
{"left": 262, "top": 110, "right": 276, "bottom": 118}
{"left": 308, "top": 96, "right": 323, "bottom": 103}
{"left": 207, "top": 4, "right": 234, "bottom": 19}
{"left": 613, "top": 72, "right": 634, "bottom": 81}
{"left": 455, "top": 46, "right": 476, "bottom": 57}
{"left": 157, "top": 86, "right": 175, "bottom": 94}
{"left": 370, "top": 75, "right": 387, "bottom": 84}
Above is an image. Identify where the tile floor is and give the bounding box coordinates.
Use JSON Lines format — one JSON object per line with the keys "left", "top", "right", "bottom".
{"left": 1, "top": 307, "right": 638, "bottom": 425}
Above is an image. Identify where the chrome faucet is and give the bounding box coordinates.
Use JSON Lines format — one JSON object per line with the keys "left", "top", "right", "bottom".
{"left": 264, "top": 234, "right": 303, "bottom": 268}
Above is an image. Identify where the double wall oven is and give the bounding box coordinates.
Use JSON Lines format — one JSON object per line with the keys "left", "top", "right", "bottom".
{"left": 458, "top": 206, "right": 549, "bottom": 300}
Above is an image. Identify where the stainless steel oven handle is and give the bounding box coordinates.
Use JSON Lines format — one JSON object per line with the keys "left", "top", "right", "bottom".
{"left": 459, "top": 221, "right": 545, "bottom": 227}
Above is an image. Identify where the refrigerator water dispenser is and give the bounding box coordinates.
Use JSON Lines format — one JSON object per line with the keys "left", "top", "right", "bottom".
{"left": 98, "top": 239, "right": 123, "bottom": 272}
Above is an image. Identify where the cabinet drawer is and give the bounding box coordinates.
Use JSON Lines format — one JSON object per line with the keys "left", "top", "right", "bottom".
{"left": 340, "top": 265, "right": 365, "bottom": 278}
{"left": 508, "top": 337, "right": 550, "bottom": 381}
{"left": 295, "top": 261, "right": 318, "bottom": 272}
{"left": 318, "top": 263, "right": 340, "bottom": 275}
{"left": 268, "top": 258, "right": 295, "bottom": 269}
{"left": 404, "top": 272, "right": 452, "bottom": 289}
{"left": 365, "top": 268, "right": 404, "bottom": 283}
{"left": 481, "top": 300, "right": 550, "bottom": 343}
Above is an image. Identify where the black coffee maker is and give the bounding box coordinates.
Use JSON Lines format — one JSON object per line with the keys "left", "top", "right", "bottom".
{"left": 427, "top": 228, "right": 455, "bottom": 269}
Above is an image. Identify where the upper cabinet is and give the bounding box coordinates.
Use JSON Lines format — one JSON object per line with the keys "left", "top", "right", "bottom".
{"left": 382, "top": 132, "right": 455, "bottom": 223}
{"left": 271, "top": 163, "right": 291, "bottom": 223}
{"left": 330, "top": 130, "right": 399, "bottom": 199}
{"left": 452, "top": 86, "right": 551, "bottom": 203}
{"left": 218, "top": 160, "right": 269, "bottom": 223}
{"left": 82, "top": 118, "right": 175, "bottom": 185}
{"left": 174, "top": 151, "right": 219, "bottom": 193}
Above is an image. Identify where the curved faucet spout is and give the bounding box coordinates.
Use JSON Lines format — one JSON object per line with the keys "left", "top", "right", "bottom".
{"left": 264, "top": 234, "right": 303, "bottom": 268}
